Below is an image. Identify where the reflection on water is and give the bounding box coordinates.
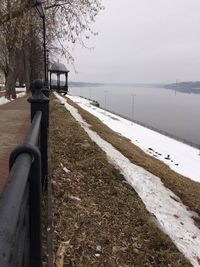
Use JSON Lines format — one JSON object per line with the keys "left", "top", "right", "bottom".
{"left": 69, "top": 85, "right": 200, "bottom": 146}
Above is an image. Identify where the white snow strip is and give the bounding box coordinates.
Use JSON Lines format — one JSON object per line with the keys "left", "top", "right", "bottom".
{"left": 66, "top": 95, "right": 200, "bottom": 183}
{"left": 55, "top": 92, "right": 200, "bottom": 267}
{"left": 0, "top": 92, "right": 26, "bottom": 106}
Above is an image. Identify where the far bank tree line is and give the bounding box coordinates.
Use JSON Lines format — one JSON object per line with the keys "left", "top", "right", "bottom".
{"left": 0, "top": 0, "right": 103, "bottom": 99}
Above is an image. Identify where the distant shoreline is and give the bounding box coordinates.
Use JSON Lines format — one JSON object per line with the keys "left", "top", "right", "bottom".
{"left": 68, "top": 80, "right": 200, "bottom": 94}
{"left": 164, "top": 81, "right": 200, "bottom": 94}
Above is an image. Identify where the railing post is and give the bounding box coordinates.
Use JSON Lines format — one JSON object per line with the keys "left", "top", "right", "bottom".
{"left": 28, "top": 80, "right": 49, "bottom": 190}
{"left": 42, "top": 80, "right": 50, "bottom": 98}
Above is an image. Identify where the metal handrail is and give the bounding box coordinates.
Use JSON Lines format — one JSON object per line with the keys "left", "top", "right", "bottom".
{"left": 24, "top": 111, "right": 42, "bottom": 146}
{"left": 0, "top": 153, "right": 32, "bottom": 267}
{"left": 0, "top": 80, "right": 49, "bottom": 267}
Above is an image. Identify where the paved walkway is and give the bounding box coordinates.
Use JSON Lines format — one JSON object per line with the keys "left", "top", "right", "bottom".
{"left": 0, "top": 96, "right": 30, "bottom": 192}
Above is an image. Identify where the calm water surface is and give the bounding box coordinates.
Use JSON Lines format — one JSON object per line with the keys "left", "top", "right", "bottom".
{"left": 69, "top": 85, "right": 200, "bottom": 146}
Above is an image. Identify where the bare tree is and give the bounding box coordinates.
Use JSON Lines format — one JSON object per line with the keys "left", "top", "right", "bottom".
{"left": 0, "top": 0, "right": 103, "bottom": 98}
{"left": 0, "top": 35, "right": 9, "bottom": 78}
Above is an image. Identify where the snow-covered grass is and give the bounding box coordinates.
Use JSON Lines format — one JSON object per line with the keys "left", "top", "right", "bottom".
{"left": 0, "top": 87, "right": 26, "bottom": 92}
{"left": 0, "top": 91, "right": 26, "bottom": 106}
{"left": 65, "top": 95, "right": 200, "bottom": 183}
{"left": 16, "top": 87, "right": 26, "bottom": 92}
{"left": 0, "top": 97, "right": 11, "bottom": 106}
{"left": 55, "top": 92, "right": 200, "bottom": 267}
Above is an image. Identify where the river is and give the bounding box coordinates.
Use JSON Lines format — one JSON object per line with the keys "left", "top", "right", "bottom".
{"left": 68, "top": 85, "right": 200, "bottom": 147}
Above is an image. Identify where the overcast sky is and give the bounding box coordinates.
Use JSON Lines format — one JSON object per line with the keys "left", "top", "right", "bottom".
{"left": 64, "top": 0, "right": 200, "bottom": 84}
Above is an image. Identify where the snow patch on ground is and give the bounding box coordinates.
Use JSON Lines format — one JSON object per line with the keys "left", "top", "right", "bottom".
{"left": 16, "top": 92, "right": 26, "bottom": 98}
{"left": 0, "top": 97, "right": 11, "bottom": 106}
{"left": 66, "top": 95, "right": 200, "bottom": 183}
{"left": 0, "top": 92, "right": 26, "bottom": 106}
{"left": 55, "top": 92, "right": 200, "bottom": 267}
{"left": 60, "top": 163, "right": 71, "bottom": 174}
{"left": 16, "top": 87, "right": 26, "bottom": 92}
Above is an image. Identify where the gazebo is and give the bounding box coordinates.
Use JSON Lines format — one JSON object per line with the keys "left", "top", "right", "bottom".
{"left": 49, "top": 62, "right": 69, "bottom": 94}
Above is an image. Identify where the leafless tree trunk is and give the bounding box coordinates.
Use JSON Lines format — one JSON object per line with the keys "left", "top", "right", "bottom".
{"left": 23, "top": 46, "right": 31, "bottom": 92}
{"left": 5, "top": 48, "right": 18, "bottom": 99}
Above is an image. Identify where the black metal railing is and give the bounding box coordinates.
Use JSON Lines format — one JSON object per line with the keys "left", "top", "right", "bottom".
{"left": 0, "top": 80, "right": 49, "bottom": 267}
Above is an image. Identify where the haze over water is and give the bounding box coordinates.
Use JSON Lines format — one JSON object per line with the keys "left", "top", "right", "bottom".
{"left": 69, "top": 85, "right": 200, "bottom": 147}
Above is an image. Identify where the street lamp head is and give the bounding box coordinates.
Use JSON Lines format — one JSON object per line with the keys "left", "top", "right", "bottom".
{"left": 30, "top": 0, "right": 45, "bottom": 18}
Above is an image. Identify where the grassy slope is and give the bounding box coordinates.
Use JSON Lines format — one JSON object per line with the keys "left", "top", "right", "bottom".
{"left": 66, "top": 98, "right": 200, "bottom": 223}
{"left": 50, "top": 97, "right": 191, "bottom": 266}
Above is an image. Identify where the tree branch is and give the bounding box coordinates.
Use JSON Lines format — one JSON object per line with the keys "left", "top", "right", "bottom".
{"left": 0, "top": 4, "right": 30, "bottom": 26}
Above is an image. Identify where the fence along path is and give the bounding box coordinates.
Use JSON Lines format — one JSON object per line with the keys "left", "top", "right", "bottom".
{"left": 0, "top": 96, "right": 30, "bottom": 192}
{"left": 0, "top": 81, "right": 49, "bottom": 267}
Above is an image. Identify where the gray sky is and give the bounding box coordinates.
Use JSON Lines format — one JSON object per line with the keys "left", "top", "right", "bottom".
{"left": 65, "top": 0, "right": 200, "bottom": 84}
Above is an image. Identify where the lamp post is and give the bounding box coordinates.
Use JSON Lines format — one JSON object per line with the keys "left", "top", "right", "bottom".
{"left": 46, "top": 49, "right": 49, "bottom": 84}
{"left": 104, "top": 90, "right": 108, "bottom": 109}
{"left": 89, "top": 88, "right": 92, "bottom": 99}
{"left": 31, "top": 0, "right": 47, "bottom": 85}
{"left": 131, "top": 94, "right": 136, "bottom": 124}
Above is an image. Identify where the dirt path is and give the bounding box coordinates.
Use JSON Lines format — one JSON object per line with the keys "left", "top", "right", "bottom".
{"left": 50, "top": 98, "right": 191, "bottom": 266}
